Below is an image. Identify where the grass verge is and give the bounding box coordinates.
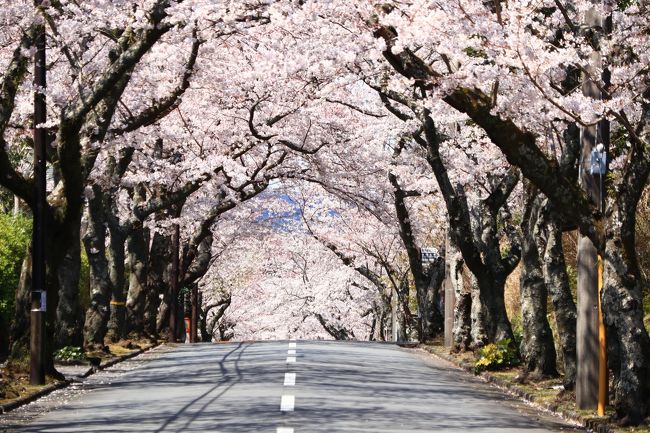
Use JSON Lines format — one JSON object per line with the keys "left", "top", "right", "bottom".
{"left": 420, "top": 343, "right": 650, "bottom": 433}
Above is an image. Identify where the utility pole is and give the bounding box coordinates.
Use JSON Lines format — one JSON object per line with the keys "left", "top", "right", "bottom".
{"left": 577, "top": 1, "right": 609, "bottom": 411}
{"left": 168, "top": 223, "right": 180, "bottom": 343}
{"left": 443, "top": 228, "right": 455, "bottom": 347}
{"left": 30, "top": 0, "right": 47, "bottom": 386}
{"left": 391, "top": 287, "right": 399, "bottom": 342}
{"left": 190, "top": 285, "right": 198, "bottom": 343}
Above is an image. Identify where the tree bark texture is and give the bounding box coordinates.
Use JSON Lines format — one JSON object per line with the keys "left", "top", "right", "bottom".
{"left": 420, "top": 257, "right": 445, "bottom": 341}
{"left": 54, "top": 221, "right": 83, "bottom": 347}
{"left": 82, "top": 191, "right": 112, "bottom": 348}
{"left": 519, "top": 191, "right": 557, "bottom": 377}
{"left": 150, "top": 231, "right": 173, "bottom": 335}
{"left": 469, "top": 272, "right": 488, "bottom": 348}
{"left": 540, "top": 207, "right": 577, "bottom": 389}
{"left": 602, "top": 197, "right": 650, "bottom": 423}
{"left": 125, "top": 225, "right": 149, "bottom": 337}
{"left": 452, "top": 263, "right": 471, "bottom": 352}
{"left": 105, "top": 228, "right": 127, "bottom": 342}
{"left": 444, "top": 230, "right": 464, "bottom": 347}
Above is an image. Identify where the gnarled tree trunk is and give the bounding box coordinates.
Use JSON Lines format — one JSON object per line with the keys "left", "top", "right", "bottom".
{"left": 82, "top": 192, "right": 112, "bottom": 349}
{"left": 602, "top": 198, "right": 650, "bottom": 424}
{"left": 125, "top": 225, "right": 149, "bottom": 337}
{"left": 145, "top": 231, "right": 170, "bottom": 337}
{"left": 54, "top": 221, "right": 83, "bottom": 347}
{"left": 452, "top": 263, "right": 471, "bottom": 352}
{"left": 420, "top": 257, "right": 445, "bottom": 341}
{"left": 541, "top": 208, "right": 577, "bottom": 388}
{"left": 105, "top": 228, "right": 127, "bottom": 342}
{"left": 469, "top": 272, "right": 488, "bottom": 348}
{"left": 519, "top": 191, "right": 557, "bottom": 377}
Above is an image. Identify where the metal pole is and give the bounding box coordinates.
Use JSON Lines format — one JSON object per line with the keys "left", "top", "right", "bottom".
{"left": 30, "top": 0, "right": 47, "bottom": 386}
{"left": 168, "top": 223, "right": 180, "bottom": 343}
{"left": 190, "top": 285, "right": 198, "bottom": 343}
{"left": 597, "top": 255, "right": 608, "bottom": 415}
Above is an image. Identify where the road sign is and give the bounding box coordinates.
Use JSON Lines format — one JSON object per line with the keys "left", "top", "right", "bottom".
{"left": 421, "top": 247, "right": 439, "bottom": 263}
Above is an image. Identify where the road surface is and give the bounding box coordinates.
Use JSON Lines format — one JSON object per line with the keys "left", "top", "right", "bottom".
{"left": 0, "top": 341, "right": 583, "bottom": 432}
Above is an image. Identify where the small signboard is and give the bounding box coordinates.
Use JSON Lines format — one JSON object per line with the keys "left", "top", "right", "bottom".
{"left": 421, "top": 247, "right": 439, "bottom": 263}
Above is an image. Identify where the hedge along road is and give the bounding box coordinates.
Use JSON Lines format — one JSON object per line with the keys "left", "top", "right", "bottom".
{"left": 0, "top": 341, "right": 584, "bottom": 433}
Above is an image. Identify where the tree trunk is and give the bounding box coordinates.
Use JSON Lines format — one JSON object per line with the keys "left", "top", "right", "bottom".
{"left": 468, "top": 199, "right": 518, "bottom": 345}
{"left": 144, "top": 232, "right": 171, "bottom": 336}
{"left": 125, "top": 225, "right": 149, "bottom": 337}
{"left": 519, "top": 192, "right": 557, "bottom": 377}
{"left": 54, "top": 221, "right": 83, "bottom": 347}
{"left": 378, "top": 307, "right": 387, "bottom": 342}
{"left": 602, "top": 200, "right": 650, "bottom": 424}
{"left": 542, "top": 211, "right": 577, "bottom": 389}
{"left": 105, "top": 229, "right": 127, "bottom": 342}
{"left": 82, "top": 196, "right": 112, "bottom": 349}
{"left": 419, "top": 257, "right": 445, "bottom": 341}
{"left": 452, "top": 264, "right": 471, "bottom": 352}
{"left": 315, "top": 313, "right": 355, "bottom": 340}
{"left": 388, "top": 170, "right": 443, "bottom": 342}
{"left": 469, "top": 272, "right": 488, "bottom": 348}
{"left": 444, "top": 230, "right": 463, "bottom": 347}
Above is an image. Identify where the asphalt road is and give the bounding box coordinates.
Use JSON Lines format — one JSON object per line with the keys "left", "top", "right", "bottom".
{"left": 0, "top": 341, "right": 583, "bottom": 433}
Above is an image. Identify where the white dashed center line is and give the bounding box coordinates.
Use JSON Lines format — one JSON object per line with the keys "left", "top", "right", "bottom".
{"left": 280, "top": 395, "right": 295, "bottom": 412}
{"left": 278, "top": 342, "right": 298, "bottom": 432}
{"left": 284, "top": 372, "right": 296, "bottom": 386}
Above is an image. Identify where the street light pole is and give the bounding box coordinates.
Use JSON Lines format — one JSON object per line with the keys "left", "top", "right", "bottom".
{"left": 30, "top": 0, "right": 47, "bottom": 386}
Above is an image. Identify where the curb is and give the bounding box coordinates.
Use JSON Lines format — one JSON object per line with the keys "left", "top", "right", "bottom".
{"left": 80, "top": 343, "right": 159, "bottom": 378}
{"left": 0, "top": 342, "right": 161, "bottom": 415}
{"left": 420, "top": 345, "right": 617, "bottom": 433}
{"left": 0, "top": 380, "right": 70, "bottom": 415}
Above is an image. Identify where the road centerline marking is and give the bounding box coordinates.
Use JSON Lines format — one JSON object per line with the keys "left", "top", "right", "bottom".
{"left": 277, "top": 428, "right": 294, "bottom": 433}
{"left": 287, "top": 349, "right": 296, "bottom": 355}
{"left": 288, "top": 342, "right": 297, "bottom": 348}
{"left": 284, "top": 372, "right": 296, "bottom": 386}
{"left": 286, "top": 356, "right": 296, "bottom": 363}
{"left": 280, "top": 395, "right": 295, "bottom": 412}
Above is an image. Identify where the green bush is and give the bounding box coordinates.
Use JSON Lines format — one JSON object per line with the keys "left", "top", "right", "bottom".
{"left": 0, "top": 214, "right": 31, "bottom": 319}
{"left": 54, "top": 346, "right": 86, "bottom": 362}
{"left": 474, "top": 338, "right": 520, "bottom": 373}
{"left": 0, "top": 213, "right": 31, "bottom": 357}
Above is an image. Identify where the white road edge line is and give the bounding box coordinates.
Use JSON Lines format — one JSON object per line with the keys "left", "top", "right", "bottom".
{"left": 286, "top": 356, "right": 296, "bottom": 363}
{"left": 277, "top": 428, "right": 294, "bottom": 433}
{"left": 284, "top": 372, "right": 296, "bottom": 386}
{"left": 287, "top": 349, "right": 296, "bottom": 355}
{"left": 288, "top": 342, "right": 297, "bottom": 348}
{"left": 280, "top": 395, "right": 295, "bottom": 412}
